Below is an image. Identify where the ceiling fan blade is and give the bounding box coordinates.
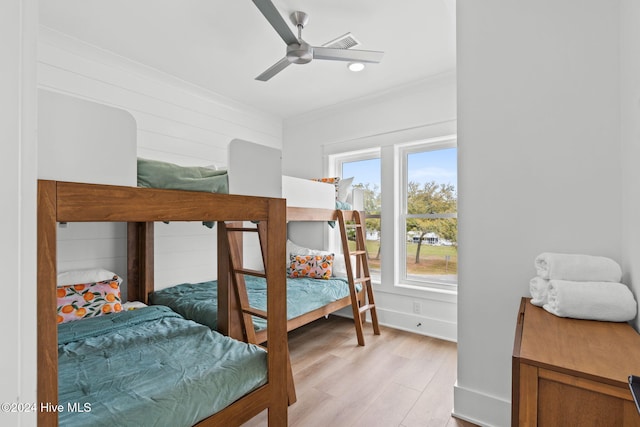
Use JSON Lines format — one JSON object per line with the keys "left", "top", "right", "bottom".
{"left": 255, "top": 57, "right": 291, "bottom": 81}
{"left": 312, "top": 47, "right": 384, "bottom": 63}
{"left": 252, "top": 0, "right": 298, "bottom": 46}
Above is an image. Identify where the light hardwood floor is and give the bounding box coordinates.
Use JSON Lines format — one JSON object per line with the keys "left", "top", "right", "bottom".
{"left": 243, "top": 315, "right": 478, "bottom": 427}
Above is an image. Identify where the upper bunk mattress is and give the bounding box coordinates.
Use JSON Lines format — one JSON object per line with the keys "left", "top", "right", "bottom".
{"left": 57, "top": 305, "right": 266, "bottom": 427}
{"left": 150, "top": 276, "right": 354, "bottom": 331}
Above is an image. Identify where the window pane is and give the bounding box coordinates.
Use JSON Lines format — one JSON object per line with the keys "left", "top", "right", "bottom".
{"left": 342, "top": 158, "right": 381, "bottom": 279}
{"left": 405, "top": 218, "right": 457, "bottom": 284}
{"left": 342, "top": 158, "right": 381, "bottom": 216}
{"left": 404, "top": 147, "right": 457, "bottom": 285}
{"left": 407, "top": 148, "right": 457, "bottom": 214}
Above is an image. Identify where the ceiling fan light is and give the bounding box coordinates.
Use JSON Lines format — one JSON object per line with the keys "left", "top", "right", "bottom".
{"left": 348, "top": 62, "right": 365, "bottom": 72}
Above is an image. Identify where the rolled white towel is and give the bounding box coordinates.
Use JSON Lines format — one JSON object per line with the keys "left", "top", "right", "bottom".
{"left": 534, "top": 252, "right": 622, "bottom": 282}
{"left": 543, "top": 280, "right": 637, "bottom": 322}
{"left": 529, "top": 277, "right": 550, "bottom": 307}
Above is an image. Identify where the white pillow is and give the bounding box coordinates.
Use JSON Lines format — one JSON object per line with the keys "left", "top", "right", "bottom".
{"left": 332, "top": 254, "right": 357, "bottom": 277}
{"left": 57, "top": 268, "right": 121, "bottom": 287}
{"left": 123, "top": 301, "right": 148, "bottom": 311}
{"left": 337, "top": 177, "right": 354, "bottom": 203}
{"left": 286, "top": 239, "right": 332, "bottom": 264}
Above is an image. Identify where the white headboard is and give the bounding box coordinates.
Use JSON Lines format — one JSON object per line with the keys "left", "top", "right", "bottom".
{"left": 38, "top": 89, "right": 137, "bottom": 186}
{"left": 282, "top": 175, "right": 335, "bottom": 209}
{"left": 228, "top": 139, "right": 282, "bottom": 198}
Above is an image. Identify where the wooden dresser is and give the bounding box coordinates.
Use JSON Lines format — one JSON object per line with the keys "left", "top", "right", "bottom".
{"left": 512, "top": 297, "right": 640, "bottom": 426}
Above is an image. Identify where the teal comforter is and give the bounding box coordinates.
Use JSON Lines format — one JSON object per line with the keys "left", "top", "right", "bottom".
{"left": 137, "top": 158, "right": 229, "bottom": 228}
{"left": 150, "top": 276, "right": 355, "bottom": 331}
{"left": 137, "top": 158, "right": 228, "bottom": 194}
{"left": 58, "top": 306, "right": 267, "bottom": 427}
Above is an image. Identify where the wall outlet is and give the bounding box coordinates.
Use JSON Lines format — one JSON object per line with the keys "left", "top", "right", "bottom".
{"left": 412, "top": 301, "right": 421, "bottom": 314}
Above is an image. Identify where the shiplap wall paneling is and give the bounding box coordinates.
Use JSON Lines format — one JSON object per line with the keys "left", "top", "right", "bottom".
{"left": 38, "top": 26, "right": 283, "bottom": 293}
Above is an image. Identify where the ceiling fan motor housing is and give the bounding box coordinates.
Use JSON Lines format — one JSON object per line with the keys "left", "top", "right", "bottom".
{"left": 286, "top": 41, "right": 313, "bottom": 64}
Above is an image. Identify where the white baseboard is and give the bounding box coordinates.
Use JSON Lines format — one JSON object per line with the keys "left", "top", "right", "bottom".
{"left": 453, "top": 382, "right": 511, "bottom": 427}
{"left": 332, "top": 306, "right": 457, "bottom": 342}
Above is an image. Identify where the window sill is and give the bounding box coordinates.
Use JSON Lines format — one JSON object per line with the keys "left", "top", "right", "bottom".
{"left": 372, "top": 281, "right": 458, "bottom": 304}
{"left": 396, "top": 282, "right": 458, "bottom": 296}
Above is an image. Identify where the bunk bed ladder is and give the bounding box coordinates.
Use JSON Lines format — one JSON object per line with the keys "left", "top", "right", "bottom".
{"left": 223, "top": 222, "right": 267, "bottom": 345}
{"left": 221, "top": 221, "right": 297, "bottom": 405}
{"left": 337, "top": 210, "right": 381, "bottom": 346}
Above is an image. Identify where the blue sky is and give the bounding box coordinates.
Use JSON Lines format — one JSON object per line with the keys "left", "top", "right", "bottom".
{"left": 343, "top": 158, "right": 381, "bottom": 189}
{"left": 408, "top": 147, "right": 457, "bottom": 189}
{"left": 342, "top": 147, "right": 457, "bottom": 191}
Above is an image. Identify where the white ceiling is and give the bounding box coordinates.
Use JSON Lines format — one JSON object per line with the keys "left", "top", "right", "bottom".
{"left": 39, "top": 0, "right": 456, "bottom": 119}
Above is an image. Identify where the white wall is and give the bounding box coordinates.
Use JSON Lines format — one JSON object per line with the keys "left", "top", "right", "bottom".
{"left": 283, "top": 72, "right": 457, "bottom": 177}
{"left": 38, "top": 27, "right": 283, "bottom": 288}
{"left": 621, "top": 0, "right": 640, "bottom": 331}
{"left": 1, "top": 0, "right": 38, "bottom": 425}
{"left": 456, "top": 1, "right": 622, "bottom": 425}
{"left": 283, "top": 72, "right": 459, "bottom": 341}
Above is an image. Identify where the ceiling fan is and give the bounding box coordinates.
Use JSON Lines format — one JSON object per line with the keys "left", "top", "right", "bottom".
{"left": 252, "top": 0, "right": 384, "bottom": 81}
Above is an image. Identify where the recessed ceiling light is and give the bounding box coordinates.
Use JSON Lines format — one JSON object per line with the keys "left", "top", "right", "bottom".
{"left": 347, "top": 62, "right": 365, "bottom": 72}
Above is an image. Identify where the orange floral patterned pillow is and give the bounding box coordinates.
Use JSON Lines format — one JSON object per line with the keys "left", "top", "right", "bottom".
{"left": 56, "top": 276, "right": 123, "bottom": 324}
{"left": 288, "top": 254, "right": 334, "bottom": 280}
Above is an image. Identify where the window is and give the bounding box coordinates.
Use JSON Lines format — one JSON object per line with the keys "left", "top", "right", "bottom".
{"left": 400, "top": 141, "right": 457, "bottom": 288}
{"left": 334, "top": 151, "right": 381, "bottom": 281}
{"left": 328, "top": 135, "right": 457, "bottom": 292}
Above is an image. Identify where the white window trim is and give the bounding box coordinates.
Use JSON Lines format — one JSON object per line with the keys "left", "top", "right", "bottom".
{"left": 328, "top": 147, "right": 381, "bottom": 177}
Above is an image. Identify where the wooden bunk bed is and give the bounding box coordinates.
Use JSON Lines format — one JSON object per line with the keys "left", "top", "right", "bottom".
{"left": 144, "top": 205, "right": 381, "bottom": 348}
{"left": 37, "top": 180, "right": 289, "bottom": 427}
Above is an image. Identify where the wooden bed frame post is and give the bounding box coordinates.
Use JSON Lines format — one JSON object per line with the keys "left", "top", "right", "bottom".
{"left": 127, "top": 222, "right": 154, "bottom": 304}
{"left": 266, "top": 199, "right": 288, "bottom": 425}
{"left": 37, "top": 180, "right": 58, "bottom": 427}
